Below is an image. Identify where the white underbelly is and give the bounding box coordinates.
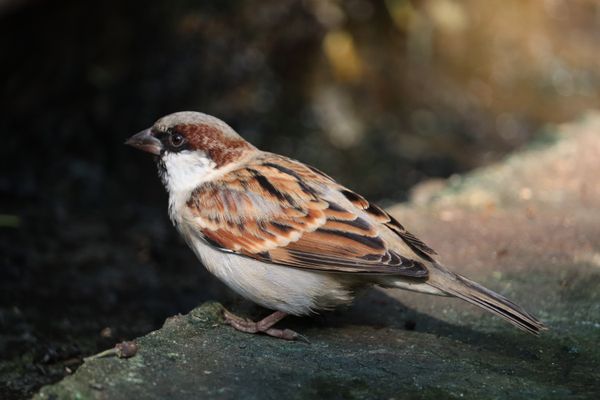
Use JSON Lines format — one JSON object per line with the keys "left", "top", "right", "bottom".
{"left": 186, "top": 234, "right": 354, "bottom": 315}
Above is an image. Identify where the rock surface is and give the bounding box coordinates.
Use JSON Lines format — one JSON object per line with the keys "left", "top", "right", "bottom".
{"left": 35, "top": 115, "right": 600, "bottom": 399}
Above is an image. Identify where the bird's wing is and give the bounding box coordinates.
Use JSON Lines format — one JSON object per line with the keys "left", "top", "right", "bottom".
{"left": 184, "top": 154, "right": 434, "bottom": 278}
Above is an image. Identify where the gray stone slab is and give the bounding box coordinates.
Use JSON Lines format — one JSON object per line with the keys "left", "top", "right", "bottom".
{"left": 34, "top": 115, "right": 600, "bottom": 400}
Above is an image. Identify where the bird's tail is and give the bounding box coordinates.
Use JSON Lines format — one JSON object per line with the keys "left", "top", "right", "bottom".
{"left": 427, "top": 266, "right": 547, "bottom": 335}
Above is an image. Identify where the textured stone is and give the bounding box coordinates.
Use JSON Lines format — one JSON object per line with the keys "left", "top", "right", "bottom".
{"left": 34, "top": 116, "right": 600, "bottom": 400}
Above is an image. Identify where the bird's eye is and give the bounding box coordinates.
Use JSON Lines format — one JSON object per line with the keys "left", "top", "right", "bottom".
{"left": 169, "top": 132, "right": 185, "bottom": 148}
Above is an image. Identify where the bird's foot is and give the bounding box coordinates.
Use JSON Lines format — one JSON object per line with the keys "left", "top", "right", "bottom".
{"left": 222, "top": 308, "right": 308, "bottom": 342}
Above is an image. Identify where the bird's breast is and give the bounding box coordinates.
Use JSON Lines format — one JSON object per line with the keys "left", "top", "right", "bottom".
{"left": 182, "top": 229, "right": 356, "bottom": 315}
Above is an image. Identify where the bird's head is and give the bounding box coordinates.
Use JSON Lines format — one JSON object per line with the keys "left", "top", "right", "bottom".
{"left": 126, "top": 111, "right": 255, "bottom": 193}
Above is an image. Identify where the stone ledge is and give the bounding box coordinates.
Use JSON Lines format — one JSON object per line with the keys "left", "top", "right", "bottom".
{"left": 35, "top": 115, "right": 600, "bottom": 400}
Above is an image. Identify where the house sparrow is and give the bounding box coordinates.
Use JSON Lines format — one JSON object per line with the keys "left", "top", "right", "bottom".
{"left": 126, "top": 111, "right": 546, "bottom": 340}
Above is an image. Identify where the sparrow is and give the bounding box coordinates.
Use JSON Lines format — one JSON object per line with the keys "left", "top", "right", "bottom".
{"left": 126, "top": 111, "right": 546, "bottom": 340}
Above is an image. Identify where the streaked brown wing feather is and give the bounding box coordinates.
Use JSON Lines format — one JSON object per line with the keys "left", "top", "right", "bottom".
{"left": 338, "top": 190, "right": 438, "bottom": 261}
{"left": 186, "top": 154, "right": 428, "bottom": 277}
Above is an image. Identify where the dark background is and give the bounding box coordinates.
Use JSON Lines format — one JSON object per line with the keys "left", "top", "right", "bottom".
{"left": 1, "top": 0, "right": 599, "bottom": 398}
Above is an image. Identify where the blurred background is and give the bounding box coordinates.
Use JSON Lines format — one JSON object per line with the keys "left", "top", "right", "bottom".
{"left": 1, "top": 0, "right": 599, "bottom": 398}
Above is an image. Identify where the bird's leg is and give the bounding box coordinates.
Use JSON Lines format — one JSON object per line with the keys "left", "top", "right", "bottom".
{"left": 222, "top": 308, "right": 305, "bottom": 341}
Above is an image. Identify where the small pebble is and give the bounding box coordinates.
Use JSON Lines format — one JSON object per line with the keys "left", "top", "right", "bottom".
{"left": 115, "top": 341, "right": 139, "bottom": 358}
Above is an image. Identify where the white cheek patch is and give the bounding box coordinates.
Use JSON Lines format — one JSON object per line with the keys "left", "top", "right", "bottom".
{"left": 161, "top": 150, "right": 217, "bottom": 195}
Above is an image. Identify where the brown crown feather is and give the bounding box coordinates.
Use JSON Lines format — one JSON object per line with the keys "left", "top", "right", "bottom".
{"left": 172, "top": 123, "right": 254, "bottom": 167}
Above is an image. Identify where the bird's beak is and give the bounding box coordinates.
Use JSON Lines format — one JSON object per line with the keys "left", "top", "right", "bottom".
{"left": 125, "top": 128, "right": 163, "bottom": 155}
